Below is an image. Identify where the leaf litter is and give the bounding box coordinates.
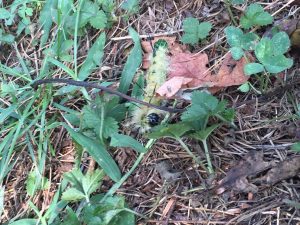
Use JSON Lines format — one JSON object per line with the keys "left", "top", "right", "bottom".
{"left": 141, "top": 37, "right": 251, "bottom": 98}
{"left": 216, "top": 151, "right": 300, "bottom": 195}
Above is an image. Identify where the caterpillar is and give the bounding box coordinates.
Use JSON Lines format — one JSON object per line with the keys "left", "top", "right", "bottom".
{"left": 131, "top": 39, "right": 169, "bottom": 133}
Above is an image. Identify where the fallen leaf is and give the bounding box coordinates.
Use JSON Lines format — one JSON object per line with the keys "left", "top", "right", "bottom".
{"left": 257, "top": 156, "right": 300, "bottom": 185}
{"left": 212, "top": 53, "right": 251, "bottom": 88}
{"left": 156, "top": 77, "right": 193, "bottom": 98}
{"left": 216, "top": 151, "right": 272, "bottom": 195}
{"left": 155, "top": 160, "right": 182, "bottom": 182}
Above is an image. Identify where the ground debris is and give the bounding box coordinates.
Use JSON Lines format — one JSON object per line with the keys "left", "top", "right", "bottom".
{"left": 216, "top": 151, "right": 300, "bottom": 195}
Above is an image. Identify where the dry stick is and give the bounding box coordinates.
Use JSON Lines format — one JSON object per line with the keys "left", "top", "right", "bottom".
{"left": 31, "top": 78, "right": 184, "bottom": 113}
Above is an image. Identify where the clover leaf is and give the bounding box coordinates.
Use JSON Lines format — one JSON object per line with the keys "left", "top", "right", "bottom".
{"left": 240, "top": 3, "right": 273, "bottom": 29}
{"left": 181, "top": 18, "right": 212, "bottom": 44}
{"left": 248, "top": 32, "right": 293, "bottom": 74}
{"left": 225, "top": 26, "right": 258, "bottom": 60}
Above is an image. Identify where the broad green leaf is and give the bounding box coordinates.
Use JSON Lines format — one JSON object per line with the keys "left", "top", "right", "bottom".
{"left": 181, "top": 91, "right": 219, "bottom": 121}
{"left": 118, "top": 28, "right": 142, "bottom": 94}
{"left": 79, "top": 0, "right": 99, "bottom": 27}
{"left": 65, "top": 126, "right": 121, "bottom": 182}
{"left": 78, "top": 32, "right": 106, "bottom": 80}
{"left": 61, "top": 187, "right": 86, "bottom": 201}
{"left": 225, "top": 26, "right": 243, "bottom": 47}
{"left": 148, "top": 123, "right": 193, "bottom": 139}
{"left": 89, "top": 10, "right": 107, "bottom": 29}
{"left": 121, "top": 0, "right": 139, "bottom": 14}
{"left": 271, "top": 32, "right": 290, "bottom": 55}
{"left": 0, "top": 28, "right": 14, "bottom": 44}
{"left": 291, "top": 142, "right": 300, "bottom": 152}
{"left": 190, "top": 124, "right": 220, "bottom": 141}
{"left": 198, "top": 21, "right": 212, "bottom": 39}
{"left": 0, "top": 104, "right": 17, "bottom": 123}
{"left": 244, "top": 63, "right": 264, "bottom": 75}
{"left": 230, "top": 46, "right": 244, "bottom": 60}
{"left": 255, "top": 38, "right": 273, "bottom": 62}
{"left": 181, "top": 18, "right": 211, "bottom": 44}
{"left": 263, "top": 55, "right": 293, "bottom": 73}
{"left": 82, "top": 169, "right": 105, "bottom": 196}
{"left": 238, "top": 82, "right": 250, "bottom": 92}
{"left": 110, "top": 133, "right": 146, "bottom": 153}
{"left": 240, "top": 3, "right": 273, "bottom": 29}
{"left": 102, "top": 117, "right": 119, "bottom": 139}
{"left": 240, "top": 33, "right": 259, "bottom": 50}
{"left": 0, "top": 8, "right": 11, "bottom": 19}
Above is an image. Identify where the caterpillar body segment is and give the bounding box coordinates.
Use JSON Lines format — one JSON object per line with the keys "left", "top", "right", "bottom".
{"left": 131, "top": 40, "right": 169, "bottom": 133}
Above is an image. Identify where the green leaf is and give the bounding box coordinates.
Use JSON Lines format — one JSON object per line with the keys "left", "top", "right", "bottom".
{"left": 82, "top": 169, "right": 105, "bottom": 196}
{"left": 263, "top": 55, "right": 293, "bottom": 73}
{"left": 271, "top": 32, "right": 290, "bottom": 56}
{"left": 231, "top": 0, "right": 245, "bottom": 4}
{"left": 61, "top": 187, "right": 86, "bottom": 201}
{"left": 230, "top": 46, "right": 244, "bottom": 60}
{"left": 181, "top": 91, "right": 219, "bottom": 121}
{"left": 102, "top": 117, "right": 119, "bottom": 138}
{"left": 78, "top": 32, "right": 106, "bottom": 80}
{"left": 283, "top": 199, "right": 300, "bottom": 209}
{"left": 26, "top": 170, "right": 50, "bottom": 196}
{"left": 0, "top": 29, "right": 14, "bottom": 44}
{"left": 241, "top": 33, "right": 259, "bottom": 50}
{"left": 118, "top": 28, "right": 142, "bottom": 94}
{"left": 0, "top": 8, "right": 11, "bottom": 19}
{"left": 244, "top": 63, "right": 264, "bottom": 75}
{"left": 65, "top": 126, "right": 121, "bottom": 182}
{"left": 240, "top": 3, "right": 273, "bottom": 29}
{"left": 148, "top": 123, "right": 193, "bottom": 139}
{"left": 89, "top": 10, "right": 107, "bottom": 29}
{"left": 225, "top": 26, "right": 243, "bottom": 47}
{"left": 121, "top": 0, "right": 140, "bottom": 14}
{"left": 9, "top": 219, "right": 39, "bottom": 225}
{"left": 238, "top": 82, "right": 250, "bottom": 92}
{"left": 39, "top": 0, "right": 58, "bottom": 47}
{"left": 62, "top": 207, "right": 81, "bottom": 225}
{"left": 291, "top": 142, "right": 300, "bottom": 152}
{"left": 190, "top": 124, "right": 220, "bottom": 141}
{"left": 110, "top": 133, "right": 146, "bottom": 153}
{"left": 181, "top": 18, "right": 212, "bottom": 44}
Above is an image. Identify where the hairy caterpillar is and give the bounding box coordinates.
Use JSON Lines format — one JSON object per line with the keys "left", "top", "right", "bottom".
{"left": 131, "top": 39, "right": 169, "bottom": 133}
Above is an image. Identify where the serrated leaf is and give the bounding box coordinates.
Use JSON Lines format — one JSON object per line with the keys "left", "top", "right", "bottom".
{"left": 65, "top": 126, "right": 121, "bottom": 182}
{"left": 241, "top": 33, "right": 259, "bottom": 50}
{"left": 225, "top": 26, "right": 243, "bottom": 47}
{"left": 240, "top": 3, "right": 273, "bottom": 29}
{"left": 9, "top": 219, "right": 39, "bottom": 225}
{"left": 61, "top": 187, "right": 86, "bottom": 201}
{"left": 89, "top": 10, "right": 107, "bottom": 29}
{"left": 118, "top": 27, "right": 142, "bottom": 94}
{"left": 102, "top": 117, "right": 119, "bottom": 138}
{"left": 255, "top": 38, "right": 273, "bottom": 62}
{"left": 110, "top": 133, "right": 146, "bottom": 153}
{"left": 271, "top": 32, "right": 290, "bottom": 55}
{"left": 121, "top": 0, "right": 139, "bottom": 14}
{"left": 181, "top": 18, "right": 211, "bottom": 44}
{"left": 0, "top": 29, "right": 14, "bottom": 44}
{"left": 244, "top": 63, "right": 264, "bottom": 75}
{"left": 181, "top": 91, "right": 219, "bottom": 121}
{"left": 78, "top": 32, "right": 106, "bottom": 80}
{"left": 82, "top": 169, "right": 105, "bottom": 196}
{"left": 263, "top": 55, "right": 293, "bottom": 73}
{"left": 230, "top": 46, "right": 244, "bottom": 60}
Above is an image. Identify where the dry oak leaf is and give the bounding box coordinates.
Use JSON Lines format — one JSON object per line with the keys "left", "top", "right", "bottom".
{"left": 211, "top": 53, "right": 251, "bottom": 88}
{"left": 157, "top": 53, "right": 212, "bottom": 97}
{"left": 141, "top": 36, "right": 187, "bottom": 69}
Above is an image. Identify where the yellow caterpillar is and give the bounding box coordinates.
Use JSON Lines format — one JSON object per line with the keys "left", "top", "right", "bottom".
{"left": 131, "top": 40, "right": 169, "bottom": 133}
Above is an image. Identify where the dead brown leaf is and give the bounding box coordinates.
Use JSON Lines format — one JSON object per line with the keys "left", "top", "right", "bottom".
{"left": 216, "top": 151, "right": 272, "bottom": 195}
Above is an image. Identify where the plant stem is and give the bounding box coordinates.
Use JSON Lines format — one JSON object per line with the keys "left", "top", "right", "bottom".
{"left": 101, "top": 138, "right": 156, "bottom": 202}
{"left": 201, "top": 139, "right": 214, "bottom": 174}
{"left": 176, "top": 137, "right": 208, "bottom": 173}
{"left": 225, "top": 0, "right": 238, "bottom": 26}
